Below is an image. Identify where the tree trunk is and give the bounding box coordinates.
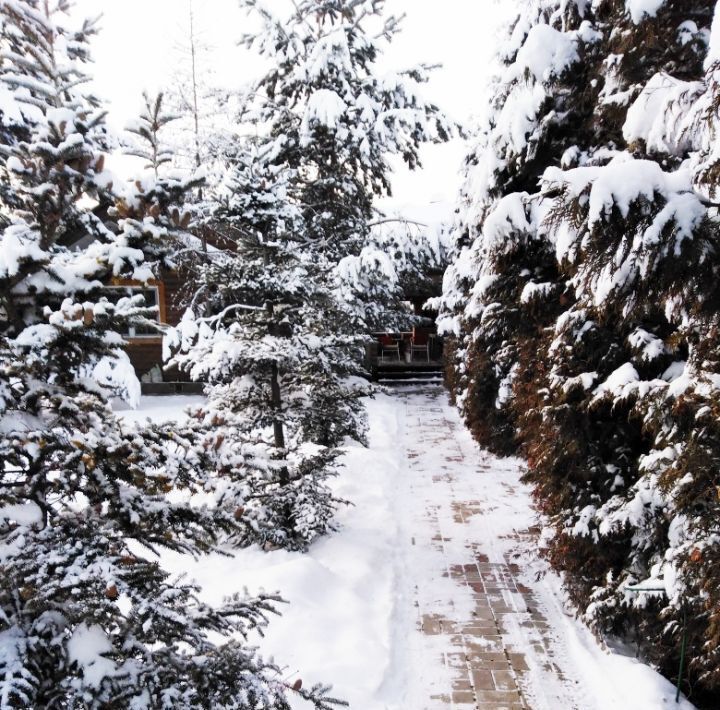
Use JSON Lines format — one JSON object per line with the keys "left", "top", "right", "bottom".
{"left": 270, "top": 361, "right": 286, "bottom": 452}
{"left": 270, "top": 357, "right": 294, "bottom": 539}
{"left": 267, "top": 300, "right": 289, "bottom": 487}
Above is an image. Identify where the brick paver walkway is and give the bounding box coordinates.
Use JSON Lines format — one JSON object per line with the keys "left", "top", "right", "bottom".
{"left": 396, "top": 386, "right": 586, "bottom": 710}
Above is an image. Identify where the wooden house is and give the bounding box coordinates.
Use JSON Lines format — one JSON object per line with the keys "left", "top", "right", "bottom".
{"left": 109, "top": 268, "right": 199, "bottom": 393}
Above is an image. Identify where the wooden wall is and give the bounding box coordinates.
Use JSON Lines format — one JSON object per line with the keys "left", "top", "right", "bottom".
{"left": 124, "top": 267, "right": 192, "bottom": 381}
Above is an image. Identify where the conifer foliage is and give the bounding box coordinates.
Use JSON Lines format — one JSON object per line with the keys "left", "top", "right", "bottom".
{"left": 167, "top": 144, "right": 368, "bottom": 551}
{"left": 239, "top": 0, "right": 453, "bottom": 327}
{"left": 0, "top": 2, "right": 343, "bottom": 707}
{"left": 166, "top": 0, "right": 455, "bottom": 552}
{"left": 439, "top": 0, "right": 720, "bottom": 701}
{"left": 125, "top": 91, "right": 178, "bottom": 177}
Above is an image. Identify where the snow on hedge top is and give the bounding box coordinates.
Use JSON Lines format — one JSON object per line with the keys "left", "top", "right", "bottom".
{"left": 625, "top": 0, "right": 666, "bottom": 24}
{"left": 506, "top": 24, "right": 579, "bottom": 83}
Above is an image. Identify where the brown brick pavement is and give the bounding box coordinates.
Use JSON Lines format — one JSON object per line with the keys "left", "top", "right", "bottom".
{"left": 399, "top": 387, "right": 579, "bottom": 710}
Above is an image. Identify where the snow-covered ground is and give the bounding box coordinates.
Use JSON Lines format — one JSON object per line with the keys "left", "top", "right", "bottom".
{"left": 113, "top": 395, "right": 205, "bottom": 425}
{"left": 119, "top": 389, "right": 694, "bottom": 709}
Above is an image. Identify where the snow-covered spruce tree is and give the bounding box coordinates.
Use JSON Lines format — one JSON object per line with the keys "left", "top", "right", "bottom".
{"left": 0, "top": 3, "right": 343, "bottom": 707}
{"left": 163, "top": 2, "right": 239, "bottom": 197}
{"left": 167, "top": 143, "right": 368, "bottom": 551}
{"left": 165, "top": 0, "right": 455, "bottom": 551}
{"left": 118, "top": 89, "right": 213, "bottom": 313}
{"left": 239, "top": 0, "right": 452, "bottom": 330}
{"left": 125, "top": 91, "right": 178, "bottom": 178}
{"left": 369, "top": 219, "right": 451, "bottom": 312}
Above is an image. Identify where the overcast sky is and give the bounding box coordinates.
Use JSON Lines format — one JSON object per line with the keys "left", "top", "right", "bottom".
{"left": 73, "top": 0, "right": 515, "bottom": 217}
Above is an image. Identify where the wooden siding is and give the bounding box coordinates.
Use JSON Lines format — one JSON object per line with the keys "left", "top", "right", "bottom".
{"left": 123, "top": 267, "right": 193, "bottom": 380}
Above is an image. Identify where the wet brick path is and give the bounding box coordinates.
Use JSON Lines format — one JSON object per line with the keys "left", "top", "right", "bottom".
{"left": 398, "top": 386, "right": 580, "bottom": 710}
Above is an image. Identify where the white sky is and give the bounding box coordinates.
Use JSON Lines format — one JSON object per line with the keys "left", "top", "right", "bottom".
{"left": 73, "top": 0, "right": 514, "bottom": 216}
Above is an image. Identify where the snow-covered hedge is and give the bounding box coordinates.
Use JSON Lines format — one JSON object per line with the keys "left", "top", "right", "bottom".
{"left": 439, "top": 0, "right": 720, "bottom": 700}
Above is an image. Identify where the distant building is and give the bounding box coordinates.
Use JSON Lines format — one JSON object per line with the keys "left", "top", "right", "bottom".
{"left": 109, "top": 269, "right": 192, "bottom": 391}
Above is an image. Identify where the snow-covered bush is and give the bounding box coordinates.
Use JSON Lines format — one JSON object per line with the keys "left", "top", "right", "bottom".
{"left": 438, "top": 0, "right": 595, "bottom": 451}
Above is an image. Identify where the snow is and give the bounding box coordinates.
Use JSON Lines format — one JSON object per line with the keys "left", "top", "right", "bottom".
{"left": 662, "top": 360, "right": 686, "bottom": 382}
{"left": 92, "top": 353, "right": 142, "bottom": 409}
{"left": 300, "top": 89, "right": 347, "bottom": 145}
{"left": 66, "top": 623, "right": 117, "bottom": 689}
{"left": 560, "top": 627, "right": 693, "bottom": 710}
{"left": 627, "top": 576, "right": 667, "bottom": 593}
{"left": 597, "top": 474, "right": 667, "bottom": 536}
{"left": 113, "top": 395, "right": 205, "bottom": 424}
{"left": 483, "top": 192, "right": 533, "bottom": 253}
{"left": 707, "top": 1, "right": 720, "bottom": 66}
{"left": 496, "top": 82, "right": 548, "bottom": 156}
{"left": 542, "top": 155, "right": 705, "bottom": 305}
{"left": 625, "top": 0, "right": 667, "bottom": 24}
{"left": 623, "top": 73, "right": 701, "bottom": 155}
{"left": 628, "top": 328, "right": 667, "bottom": 361}
{"left": 507, "top": 24, "right": 579, "bottom": 83}
{"left": 302, "top": 29, "right": 353, "bottom": 83}
{"left": 546, "top": 159, "right": 693, "bottom": 228}
{"left": 0, "top": 503, "right": 43, "bottom": 526}
{"left": 118, "top": 391, "right": 694, "bottom": 709}
{"left": 641, "top": 192, "right": 705, "bottom": 253}
{"left": 520, "top": 281, "right": 554, "bottom": 304}
{"left": 594, "top": 362, "right": 642, "bottom": 400}
{"left": 563, "top": 371, "right": 599, "bottom": 392}
{"left": 0, "top": 224, "right": 46, "bottom": 279}
{"left": 0, "top": 83, "right": 24, "bottom": 126}
{"left": 540, "top": 157, "right": 705, "bottom": 306}
{"left": 148, "top": 394, "right": 406, "bottom": 707}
